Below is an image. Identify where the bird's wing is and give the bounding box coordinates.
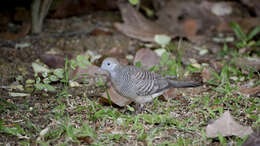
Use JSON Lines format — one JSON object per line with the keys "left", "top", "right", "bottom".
{"left": 129, "top": 67, "right": 169, "bottom": 96}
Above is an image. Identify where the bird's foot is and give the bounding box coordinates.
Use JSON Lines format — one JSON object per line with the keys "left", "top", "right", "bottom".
{"left": 134, "top": 103, "right": 143, "bottom": 114}
{"left": 134, "top": 104, "right": 153, "bottom": 114}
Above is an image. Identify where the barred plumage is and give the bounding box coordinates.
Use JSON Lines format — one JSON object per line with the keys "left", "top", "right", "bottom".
{"left": 100, "top": 57, "right": 201, "bottom": 104}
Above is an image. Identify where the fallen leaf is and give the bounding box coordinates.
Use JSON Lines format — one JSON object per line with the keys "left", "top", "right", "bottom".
{"left": 183, "top": 18, "right": 200, "bottom": 41}
{"left": 9, "top": 92, "right": 30, "bottom": 97}
{"left": 154, "top": 34, "right": 172, "bottom": 46}
{"left": 217, "top": 17, "right": 260, "bottom": 34}
{"left": 157, "top": 1, "right": 249, "bottom": 42}
{"left": 32, "top": 62, "right": 51, "bottom": 73}
{"left": 106, "top": 47, "right": 124, "bottom": 56}
{"left": 0, "top": 8, "right": 31, "bottom": 40}
{"left": 1, "top": 22, "right": 31, "bottom": 40}
{"left": 210, "top": 60, "right": 224, "bottom": 72}
{"left": 89, "top": 28, "right": 113, "bottom": 36}
{"left": 39, "top": 127, "right": 50, "bottom": 137}
{"left": 206, "top": 111, "right": 253, "bottom": 138}
{"left": 114, "top": 2, "right": 173, "bottom": 42}
{"left": 157, "top": 0, "right": 219, "bottom": 41}
{"left": 201, "top": 67, "right": 214, "bottom": 83}
{"left": 39, "top": 54, "right": 68, "bottom": 68}
{"left": 70, "top": 64, "right": 107, "bottom": 83}
{"left": 77, "top": 136, "right": 94, "bottom": 144}
{"left": 134, "top": 48, "right": 160, "bottom": 70}
{"left": 162, "top": 88, "right": 177, "bottom": 100}
{"left": 235, "top": 57, "right": 260, "bottom": 72}
{"left": 239, "top": 86, "right": 260, "bottom": 97}
{"left": 201, "top": 1, "right": 249, "bottom": 17}
{"left": 101, "top": 86, "right": 132, "bottom": 107}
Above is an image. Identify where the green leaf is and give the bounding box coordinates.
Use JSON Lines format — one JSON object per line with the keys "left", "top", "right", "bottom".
{"left": 9, "top": 92, "right": 30, "bottom": 97}
{"left": 43, "top": 78, "right": 51, "bottom": 84}
{"left": 96, "top": 77, "right": 105, "bottom": 87}
{"left": 140, "top": 114, "right": 171, "bottom": 124}
{"left": 126, "top": 105, "right": 135, "bottom": 112}
{"left": 160, "top": 52, "right": 169, "bottom": 66}
{"left": 76, "top": 55, "right": 91, "bottom": 69}
{"left": 128, "top": 0, "right": 139, "bottom": 5}
{"left": 35, "top": 83, "right": 56, "bottom": 92}
{"left": 255, "top": 40, "right": 260, "bottom": 46}
{"left": 149, "top": 65, "right": 159, "bottom": 72}
{"left": 32, "top": 62, "right": 50, "bottom": 74}
{"left": 0, "top": 122, "right": 26, "bottom": 137}
{"left": 142, "top": 6, "right": 154, "bottom": 17}
{"left": 231, "top": 22, "right": 247, "bottom": 42}
{"left": 70, "top": 59, "right": 77, "bottom": 70}
{"left": 49, "top": 75, "right": 59, "bottom": 82}
{"left": 53, "top": 68, "right": 64, "bottom": 79}
{"left": 43, "top": 84, "right": 56, "bottom": 92}
{"left": 154, "top": 34, "right": 171, "bottom": 47}
{"left": 247, "top": 26, "right": 260, "bottom": 40}
{"left": 135, "top": 61, "right": 142, "bottom": 68}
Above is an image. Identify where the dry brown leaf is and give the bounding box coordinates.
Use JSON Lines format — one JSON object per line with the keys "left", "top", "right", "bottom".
{"left": 77, "top": 136, "right": 94, "bottom": 144}
{"left": 206, "top": 111, "right": 253, "bottom": 138}
{"left": 0, "top": 8, "right": 31, "bottom": 40}
{"left": 114, "top": 2, "right": 172, "bottom": 42}
{"left": 1, "top": 22, "right": 31, "bottom": 40}
{"left": 239, "top": 86, "right": 260, "bottom": 97}
{"left": 157, "top": 0, "right": 249, "bottom": 42}
{"left": 134, "top": 48, "right": 160, "bottom": 70}
{"left": 157, "top": 1, "right": 219, "bottom": 41}
{"left": 39, "top": 54, "right": 68, "bottom": 68}
{"left": 101, "top": 86, "right": 132, "bottom": 107}
{"left": 235, "top": 57, "right": 260, "bottom": 72}
{"left": 210, "top": 60, "right": 224, "bottom": 72}
{"left": 89, "top": 28, "right": 113, "bottom": 36}
{"left": 106, "top": 47, "right": 124, "bottom": 56}
{"left": 201, "top": 67, "right": 214, "bottom": 83}
{"left": 70, "top": 64, "right": 107, "bottom": 83}
{"left": 201, "top": 1, "right": 249, "bottom": 18}
{"left": 162, "top": 88, "right": 177, "bottom": 100}
{"left": 217, "top": 17, "right": 260, "bottom": 33}
{"left": 183, "top": 18, "right": 200, "bottom": 41}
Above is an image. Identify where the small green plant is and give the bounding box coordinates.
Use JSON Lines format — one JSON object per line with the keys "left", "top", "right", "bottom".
{"left": 0, "top": 120, "right": 27, "bottom": 138}
{"left": 33, "top": 65, "right": 64, "bottom": 92}
{"left": 154, "top": 35, "right": 184, "bottom": 77}
{"left": 128, "top": 0, "right": 139, "bottom": 6}
{"left": 231, "top": 22, "right": 260, "bottom": 49}
{"left": 70, "top": 54, "right": 91, "bottom": 70}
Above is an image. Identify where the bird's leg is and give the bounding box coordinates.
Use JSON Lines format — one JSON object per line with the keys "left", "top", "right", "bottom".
{"left": 134, "top": 103, "right": 144, "bottom": 114}
{"left": 134, "top": 103, "right": 153, "bottom": 114}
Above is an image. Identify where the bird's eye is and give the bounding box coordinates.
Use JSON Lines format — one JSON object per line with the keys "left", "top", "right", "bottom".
{"left": 107, "top": 62, "right": 111, "bottom": 66}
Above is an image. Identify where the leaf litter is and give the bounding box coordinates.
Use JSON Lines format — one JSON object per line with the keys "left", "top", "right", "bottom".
{"left": 206, "top": 111, "right": 253, "bottom": 138}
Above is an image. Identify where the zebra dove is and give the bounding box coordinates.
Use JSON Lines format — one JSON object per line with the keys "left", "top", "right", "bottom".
{"left": 100, "top": 57, "right": 201, "bottom": 106}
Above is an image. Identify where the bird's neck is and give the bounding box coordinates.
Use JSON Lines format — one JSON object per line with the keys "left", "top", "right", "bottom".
{"left": 110, "top": 65, "right": 121, "bottom": 79}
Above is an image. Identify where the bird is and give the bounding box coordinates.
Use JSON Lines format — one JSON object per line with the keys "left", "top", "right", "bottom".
{"left": 100, "top": 57, "right": 201, "bottom": 110}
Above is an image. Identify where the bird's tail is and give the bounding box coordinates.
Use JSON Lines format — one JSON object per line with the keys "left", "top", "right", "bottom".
{"left": 168, "top": 80, "right": 202, "bottom": 88}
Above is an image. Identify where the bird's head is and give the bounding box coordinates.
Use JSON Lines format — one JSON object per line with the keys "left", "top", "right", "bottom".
{"left": 100, "top": 57, "right": 120, "bottom": 75}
